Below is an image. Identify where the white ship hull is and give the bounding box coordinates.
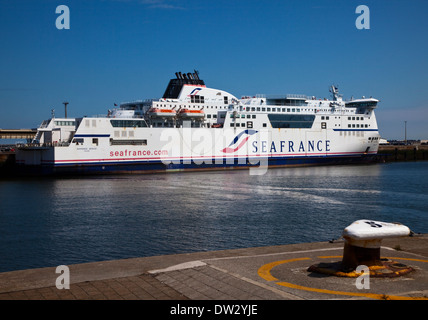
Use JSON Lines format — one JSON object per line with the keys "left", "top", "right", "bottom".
{"left": 15, "top": 71, "right": 381, "bottom": 175}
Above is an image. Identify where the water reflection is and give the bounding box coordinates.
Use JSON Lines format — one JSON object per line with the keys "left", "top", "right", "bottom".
{"left": 0, "top": 162, "right": 427, "bottom": 272}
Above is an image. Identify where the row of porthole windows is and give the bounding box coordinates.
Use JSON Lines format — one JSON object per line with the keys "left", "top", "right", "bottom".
{"left": 154, "top": 103, "right": 228, "bottom": 110}
{"left": 244, "top": 106, "right": 302, "bottom": 113}
{"left": 348, "top": 116, "right": 366, "bottom": 120}
{"left": 55, "top": 121, "right": 75, "bottom": 126}
{"left": 152, "top": 103, "right": 369, "bottom": 118}
{"left": 348, "top": 124, "right": 370, "bottom": 128}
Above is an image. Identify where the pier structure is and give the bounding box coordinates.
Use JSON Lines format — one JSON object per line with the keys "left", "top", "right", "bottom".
{"left": 0, "top": 129, "right": 36, "bottom": 140}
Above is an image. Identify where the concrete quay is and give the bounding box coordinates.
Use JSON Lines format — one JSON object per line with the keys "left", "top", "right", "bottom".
{"left": 0, "top": 234, "right": 427, "bottom": 302}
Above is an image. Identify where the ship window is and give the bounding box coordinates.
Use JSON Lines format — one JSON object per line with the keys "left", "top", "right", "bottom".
{"left": 251, "top": 107, "right": 255, "bottom": 111}
{"left": 190, "top": 95, "right": 204, "bottom": 103}
{"left": 257, "top": 107, "right": 260, "bottom": 111}
{"left": 321, "top": 122, "right": 327, "bottom": 129}
{"left": 263, "top": 123, "right": 267, "bottom": 127}
{"left": 267, "top": 108, "right": 271, "bottom": 112}
{"left": 224, "top": 96, "right": 228, "bottom": 104}
{"left": 292, "top": 108, "right": 295, "bottom": 112}
{"left": 110, "top": 120, "right": 148, "bottom": 128}
{"left": 207, "top": 114, "right": 211, "bottom": 118}
{"left": 268, "top": 114, "right": 315, "bottom": 129}
{"left": 213, "top": 114, "right": 217, "bottom": 118}
{"left": 321, "top": 116, "right": 325, "bottom": 120}
{"left": 348, "top": 124, "right": 351, "bottom": 128}
{"left": 92, "top": 138, "right": 98, "bottom": 146}
{"left": 247, "top": 115, "right": 251, "bottom": 119}
{"left": 55, "top": 121, "right": 75, "bottom": 126}
{"left": 110, "top": 139, "right": 147, "bottom": 146}
{"left": 73, "top": 138, "right": 84, "bottom": 145}
{"left": 252, "top": 115, "right": 256, "bottom": 119}
{"left": 282, "top": 108, "right": 285, "bottom": 112}
{"left": 262, "top": 108, "right": 266, "bottom": 112}
{"left": 247, "top": 121, "right": 253, "bottom": 128}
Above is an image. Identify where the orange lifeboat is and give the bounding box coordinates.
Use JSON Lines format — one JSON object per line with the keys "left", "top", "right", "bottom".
{"left": 178, "top": 108, "right": 205, "bottom": 119}
{"left": 148, "top": 107, "right": 177, "bottom": 118}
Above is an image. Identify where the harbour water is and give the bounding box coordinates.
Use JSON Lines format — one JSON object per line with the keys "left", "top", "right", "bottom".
{"left": 0, "top": 161, "right": 427, "bottom": 273}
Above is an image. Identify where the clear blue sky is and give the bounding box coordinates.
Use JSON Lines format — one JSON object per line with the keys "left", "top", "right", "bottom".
{"left": 1, "top": 0, "right": 427, "bottom": 140}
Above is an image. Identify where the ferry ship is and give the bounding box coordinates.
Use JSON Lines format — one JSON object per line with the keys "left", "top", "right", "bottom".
{"left": 15, "top": 71, "right": 381, "bottom": 175}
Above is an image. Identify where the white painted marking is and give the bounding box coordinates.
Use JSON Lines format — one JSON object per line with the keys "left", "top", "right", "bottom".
{"left": 148, "top": 260, "right": 207, "bottom": 274}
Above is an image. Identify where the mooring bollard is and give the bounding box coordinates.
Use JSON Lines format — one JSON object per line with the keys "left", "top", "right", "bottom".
{"left": 341, "top": 220, "right": 410, "bottom": 271}
{"left": 308, "top": 219, "right": 414, "bottom": 277}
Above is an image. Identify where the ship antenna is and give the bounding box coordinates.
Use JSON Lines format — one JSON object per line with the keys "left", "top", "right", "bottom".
{"left": 329, "top": 85, "right": 341, "bottom": 101}
{"left": 194, "top": 69, "right": 200, "bottom": 80}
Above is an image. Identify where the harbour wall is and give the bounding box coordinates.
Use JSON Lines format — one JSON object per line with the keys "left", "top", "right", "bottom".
{"left": 376, "top": 145, "right": 428, "bottom": 162}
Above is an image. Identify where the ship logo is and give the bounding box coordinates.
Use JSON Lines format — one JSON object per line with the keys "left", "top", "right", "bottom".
{"left": 188, "top": 88, "right": 202, "bottom": 96}
{"left": 221, "top": 130, "right": 258, "bottom": 153}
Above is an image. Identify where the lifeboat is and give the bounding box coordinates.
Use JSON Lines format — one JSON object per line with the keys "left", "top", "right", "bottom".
{"left": 148, "top": 107, "right": 177, "bottom": 118}
{"left": 178, "top": 108, "right": 205, "bottom": 119}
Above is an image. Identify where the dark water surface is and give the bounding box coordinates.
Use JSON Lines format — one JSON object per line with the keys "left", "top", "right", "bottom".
{"left": 1, "top": 161, "right": 427, "bottom": 272}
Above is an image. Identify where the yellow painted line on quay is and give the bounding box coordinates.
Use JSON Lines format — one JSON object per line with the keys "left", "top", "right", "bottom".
{"left": 257, "top": 258, "right": 311, "bottom": 281}
{"left": 257, "top": 256, "right": 428, "bottom": 300}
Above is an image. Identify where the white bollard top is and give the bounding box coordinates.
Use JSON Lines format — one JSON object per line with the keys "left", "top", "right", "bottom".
{"left": 343, "top": 219, "right": 411, "bottom": 241}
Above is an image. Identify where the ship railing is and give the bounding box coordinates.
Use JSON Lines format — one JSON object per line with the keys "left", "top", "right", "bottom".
{"left": 266, "top": 94, "right": 310, "bottom": 100}
{"left": 16, "top": 141, "right": 71, "bottom": 148}
{"left": 38, "top": 120, "right": 50, "bottom": 129}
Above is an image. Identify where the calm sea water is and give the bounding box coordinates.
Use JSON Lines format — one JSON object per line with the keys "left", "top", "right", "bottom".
{"left": 1, "top": 161, "right": 427, "bottom": 272}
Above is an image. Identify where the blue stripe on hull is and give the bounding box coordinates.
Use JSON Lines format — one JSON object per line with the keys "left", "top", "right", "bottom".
{"left": 15, "top": 154, "right": 378, "bottom": 176}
